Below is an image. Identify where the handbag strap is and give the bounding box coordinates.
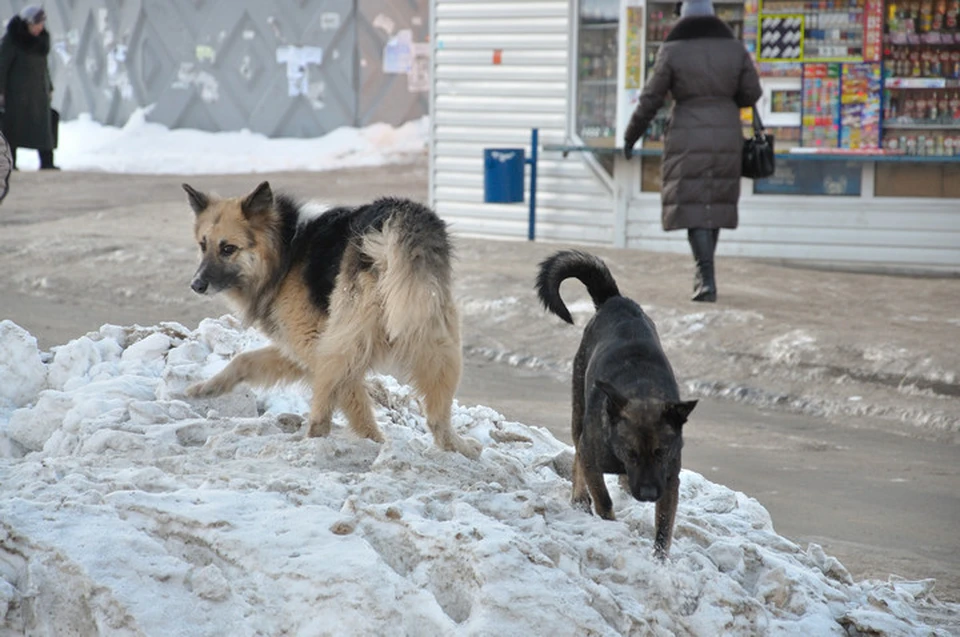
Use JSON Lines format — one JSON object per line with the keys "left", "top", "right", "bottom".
{"left": 751, "top": 105, "right": 765, "bottom": 134}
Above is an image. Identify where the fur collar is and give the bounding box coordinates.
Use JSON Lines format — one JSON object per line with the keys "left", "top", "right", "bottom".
{"left": 5, "top": 16, "right": 51, "bottom": 55}
{"left": 665, "top": 15, "right": 735, "bottom": 42}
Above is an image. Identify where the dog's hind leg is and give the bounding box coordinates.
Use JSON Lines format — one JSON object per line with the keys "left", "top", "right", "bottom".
{"left": 571, "top": 449, "right": 593, "bottom": 513}
{"left": 338, "top": 378, "right": 384, "bottom": 443}
{"left": 306, "top": 363, "right": 376, "bottom": 440}
{"left": 305, "top": 293, "right": 381, "bottom": 440}
{"left": 186, "top": 345, "right": 306, "bottom": 398}
{"left": 410, "top": 340, "right": 481, "bottom": 459}
{"left": 653, "top": 467, "right": 680, "bottom": 559}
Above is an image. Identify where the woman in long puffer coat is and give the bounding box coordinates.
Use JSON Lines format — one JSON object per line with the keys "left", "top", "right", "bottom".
{"left": 0, "top": 5, "right": 57, "bottom": 170}
{"left": 624, "top": 0, "right": 762, "bottom": 302}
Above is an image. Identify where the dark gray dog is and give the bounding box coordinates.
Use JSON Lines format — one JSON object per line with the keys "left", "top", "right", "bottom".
{"left": 536, "top": 250, "right": 697, "bottom": 558}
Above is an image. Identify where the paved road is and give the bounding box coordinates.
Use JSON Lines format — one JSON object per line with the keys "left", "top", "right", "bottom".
{"left": 1, "top": 165, "right": 958, "bottom": 601}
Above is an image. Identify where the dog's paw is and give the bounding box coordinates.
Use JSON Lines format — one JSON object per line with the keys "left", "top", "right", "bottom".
{"left": 571, "top": 495, "right": 593, "bottom": 514}
{"left": 364, "top": 427, "right": 385, "bottom": 444}
{"left": 653, "top": 544, "right": 670, "bottom": 561}
{"left": 451, "top": 435, "right": 482, "bottom": 460}
{"left": 184, "top": 380, "right": 218, "bottom": 398}
{"left": 306, "top": 418, "right": 332, "bottom": 438}
{"left": 275, "top": 413, "right": 305, "bottom": 434}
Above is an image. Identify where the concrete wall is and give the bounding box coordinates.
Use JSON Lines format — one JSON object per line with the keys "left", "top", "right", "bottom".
{"left": 1, "top": 0, "right": 428, "bottom": 136}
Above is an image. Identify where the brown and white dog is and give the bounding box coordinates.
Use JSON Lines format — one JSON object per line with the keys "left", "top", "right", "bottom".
{"left": 182, "top": 181, "right": 480, "bottom": 458}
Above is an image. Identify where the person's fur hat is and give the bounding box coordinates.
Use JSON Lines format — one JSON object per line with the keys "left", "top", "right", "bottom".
{"left": 19, "top": 5, "right": 47, "bottom": 25}
{"left": 680, "top": 0, "right": 715, "bottom": 16}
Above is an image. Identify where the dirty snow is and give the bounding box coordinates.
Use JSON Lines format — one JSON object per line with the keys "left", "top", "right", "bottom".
{"left": 1, "top": 318, "right": 957, "bottom": 636}
{"left": 14, "top": 109, "right": 428, "bottom": 174}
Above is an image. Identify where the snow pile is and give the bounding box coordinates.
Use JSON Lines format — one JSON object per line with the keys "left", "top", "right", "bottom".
{"left": 0, "top": 318, "right": 955, "bottom": 636}
{"left": 20, "top": 110, "right": 428, "bottom": 174}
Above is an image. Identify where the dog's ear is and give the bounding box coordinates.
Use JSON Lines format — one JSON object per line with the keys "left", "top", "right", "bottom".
{"left": 242, "top": 181, "right": 274, "bottom": 218}
{"left": 596, "top": 380, "right": 629, "bottom": 416}
{"left": 182, "top": 183, "right": 209, "bottom": 215}
{"left": 664, "top": 400, "right": 697, "bottom": 428}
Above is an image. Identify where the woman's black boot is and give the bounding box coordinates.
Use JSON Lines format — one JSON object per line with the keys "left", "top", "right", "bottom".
{"left": 687, "top": 228, "right": 717, "bottom": 302}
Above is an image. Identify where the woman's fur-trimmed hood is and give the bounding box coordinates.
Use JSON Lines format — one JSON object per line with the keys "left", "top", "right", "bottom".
{"left": 5, "top": 15, "right": 51, "bottom": 55}
{"left": 665, "top": 15, "right": 736, "bottom": 42}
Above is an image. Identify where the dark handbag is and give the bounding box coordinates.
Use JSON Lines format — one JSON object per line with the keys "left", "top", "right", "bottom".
{"left": 742, "top": 105, "right": 775, "bottom": 179}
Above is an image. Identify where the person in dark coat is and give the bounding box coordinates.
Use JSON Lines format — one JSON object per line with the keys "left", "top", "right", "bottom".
{"left": 0, "top": 5, "right": 58, "bottom": 170}
{"left": 624, "top": 0, "right": 761, "bottom": 302}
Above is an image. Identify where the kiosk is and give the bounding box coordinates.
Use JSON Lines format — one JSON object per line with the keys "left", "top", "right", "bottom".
{"left": 428, "top": 0, "right": 960, "bottom": 269}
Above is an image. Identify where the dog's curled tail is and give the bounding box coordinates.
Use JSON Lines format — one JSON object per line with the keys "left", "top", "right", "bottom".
{"left": 535, "top": 250, "right": 621, "bottom": 324}
{"left": 364, "top": 199, "right": 456, "bottom": 342}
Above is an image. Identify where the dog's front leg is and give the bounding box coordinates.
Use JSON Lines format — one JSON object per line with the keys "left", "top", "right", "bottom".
{"left": 186, "top": 345, "right": 305, "bottom": 398}
{"left": 582, "top": 463, "right": 615, "bottom": 521}
{"left": 653, "top": 471, "right": 680, "bottom": 559}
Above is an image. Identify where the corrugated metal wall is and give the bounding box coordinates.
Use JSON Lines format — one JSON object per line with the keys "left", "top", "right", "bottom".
{"left": 1, "top": 0, "right": 427, "bottom": 135}
{"left": 430, "top": 0, "right": 613, "bottom": 242}
{"left": 625, "top": 190, "right": 960, "bottom": 267}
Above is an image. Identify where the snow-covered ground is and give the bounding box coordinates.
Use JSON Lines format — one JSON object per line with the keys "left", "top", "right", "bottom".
{"left": 1, "top": 318, "right": 957, "bottom": 636}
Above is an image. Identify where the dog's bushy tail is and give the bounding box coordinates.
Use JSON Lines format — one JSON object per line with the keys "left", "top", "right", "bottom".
{"left": 363, "top": 198, "right": 456, "bottom": 341}
{"left": 535, "top": 250, "right": 620, "bottom": 324}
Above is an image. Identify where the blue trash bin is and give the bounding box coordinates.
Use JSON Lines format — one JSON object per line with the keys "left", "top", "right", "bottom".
{"left": 483, "top": 148, "right": 525, "bottom": 203}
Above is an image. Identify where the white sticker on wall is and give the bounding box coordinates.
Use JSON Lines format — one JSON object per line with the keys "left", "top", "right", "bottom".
{"left": 373, "top": 13, "right": 395, "bottom": 35}
{"left": 383, "top": 29, "right": 412, "bottom": 74}
{"left": 276, "top": 46, "right": 324, "bottom": 97}
{"left": 321, "top": 12, "right": 341, "bottom": 31}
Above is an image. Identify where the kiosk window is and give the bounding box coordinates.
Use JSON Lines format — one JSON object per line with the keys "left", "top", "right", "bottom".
{"left": 576, "top": 0, "right": 619, "bottom": 144}
{"left": 753, "top": 160, "right": 862, "bottom": 196}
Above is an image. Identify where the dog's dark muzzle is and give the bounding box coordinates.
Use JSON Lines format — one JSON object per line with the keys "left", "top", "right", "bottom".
{"left": 191, "top": 261, "right": 236, "bottom": 296}
{"left": 633, "top": 485, "right": 661, "bottom": 502}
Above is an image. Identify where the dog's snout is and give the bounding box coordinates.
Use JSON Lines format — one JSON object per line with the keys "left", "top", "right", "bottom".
{"left": 634, "top": 485, "right": 660, "bottom": 502}
{"left": 191, "top": 277, "right": 209, "bottom": 294}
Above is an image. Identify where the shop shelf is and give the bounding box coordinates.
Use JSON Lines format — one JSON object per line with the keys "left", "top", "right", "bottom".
{"left": 884, "top": 78, "right": 960, "bottom": 89}
{"left": 883, "top": 122, "right": 960, "bottom": 130}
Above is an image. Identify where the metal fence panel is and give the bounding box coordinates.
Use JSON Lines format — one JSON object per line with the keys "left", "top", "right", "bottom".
{"left": 1, "top": 0, "right": 425, "bottom": 136}
{"left": 356, "top": 0, "right": 428, "bottom": 127}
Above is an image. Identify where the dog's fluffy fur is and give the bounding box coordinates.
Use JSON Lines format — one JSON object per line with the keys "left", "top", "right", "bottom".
{"left": 536, "top": 250, "right": 697, "bottom": 557}
{"left": 182, "top": 181, "right": 480, "bottom": 458}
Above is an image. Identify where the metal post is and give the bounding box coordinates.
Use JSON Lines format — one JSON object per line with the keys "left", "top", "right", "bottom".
{"left": 527, "top": 128, "right": 539, "bottom": 241}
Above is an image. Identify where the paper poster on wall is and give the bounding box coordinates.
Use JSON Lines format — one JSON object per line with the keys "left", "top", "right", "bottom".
{"left": 276, "top": 46, "right": 324, "bottom": 97}
{"left": 383, "top": 29, "right": 413, "bottom": 74}
{"left": 407, "top": 42, "right": 431, "bottom": 93}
